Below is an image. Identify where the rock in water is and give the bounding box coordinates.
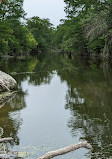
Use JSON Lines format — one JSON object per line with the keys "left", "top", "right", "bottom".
{"left": 0, "top": 71, "right": 17, "bottom": 92}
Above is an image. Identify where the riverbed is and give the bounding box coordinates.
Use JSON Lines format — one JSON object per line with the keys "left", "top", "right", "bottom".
{"left": 0, "top": 54, "right": 112, "bottom": 158}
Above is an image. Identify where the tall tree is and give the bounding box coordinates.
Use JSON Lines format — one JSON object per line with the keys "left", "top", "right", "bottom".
{"left": 0, "top": 0, "right": 37, "bottom": 56}
{"left": 27, "top": 17, "right": 54, "bottom": 51}
{"left": 54, "top": 0, "right": 112, "bottom": 57}
{"left": 0, "top": 0, "right": 25, "bottom": 20}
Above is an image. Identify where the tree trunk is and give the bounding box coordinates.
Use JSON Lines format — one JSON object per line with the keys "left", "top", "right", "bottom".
{"left": 37, "top": 141, "right": 92, "bottom": 159}
{"left": 0, "top": 137, "right": 13, "bottom": 143}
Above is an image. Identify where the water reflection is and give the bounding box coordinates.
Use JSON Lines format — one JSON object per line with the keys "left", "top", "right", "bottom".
{"left": 0, "top": 54, "right": 112, "bottom": 158}
{"left": 0, "top": 91, "right": 26, "bottom": 146}
{"left": 59, "top": 57, "right": 112, "bottom": 158}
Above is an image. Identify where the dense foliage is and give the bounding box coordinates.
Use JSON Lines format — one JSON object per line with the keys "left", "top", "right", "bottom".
{"left": 27, "top": 17, "right": 54, "bottom": 51}
{"left": 54, "top": 0, "right": 112, "bottom": 57}
{"left": 0, "top": 0, "right": 54, "bottom": 57}
{"left": 0, "top": 0, "right": 38, "bottom": 56}
{"left": 0, "top": 0, "right": 112, "bottom": 58}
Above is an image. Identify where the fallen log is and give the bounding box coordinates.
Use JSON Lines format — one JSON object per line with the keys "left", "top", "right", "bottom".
{"left": 0, "top": 137, "right": 13, "bottom": 143}
{"left": 37, "top": 141, "right": 92, "bottom": 159}
{"left": 11, "top": 72, "right": 36, "bottom": 75}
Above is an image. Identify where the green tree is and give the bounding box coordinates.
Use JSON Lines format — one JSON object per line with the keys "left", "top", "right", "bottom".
{"left": 27, "top": 16, "right": 54, "bottom": 51}
{"left": 54, "top": 0, "right": 112, "bottom": 57}
{"left": 0, "top": 0, "right": 25, "bottom": 20}
{"left": 0, "top": 0, "right": 37, "bottom": 56}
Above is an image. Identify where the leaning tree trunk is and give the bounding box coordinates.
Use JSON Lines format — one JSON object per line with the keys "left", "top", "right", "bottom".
{"left": 37, "top": 141, "right": 92, "bottom": 159}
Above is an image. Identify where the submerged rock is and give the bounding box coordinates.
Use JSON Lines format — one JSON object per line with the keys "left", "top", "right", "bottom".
{"left": 0, "top": 71, "right": 17, "bottom": 92}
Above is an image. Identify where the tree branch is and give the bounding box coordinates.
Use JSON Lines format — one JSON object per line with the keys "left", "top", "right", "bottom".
{"left": 0, "top": 137, "right": 13, "bottom": 143}
{"left": 37, "top": 141, "right": 92, "bottom": 159}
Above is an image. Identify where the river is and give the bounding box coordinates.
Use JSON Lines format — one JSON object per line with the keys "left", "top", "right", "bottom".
{"left": 0, "top": 53, "right": 112, "bottom": 158}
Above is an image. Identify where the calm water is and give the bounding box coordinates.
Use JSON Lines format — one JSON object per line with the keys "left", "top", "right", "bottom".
{"left": 0, "top": 53, "right": 112, "bottom": 158}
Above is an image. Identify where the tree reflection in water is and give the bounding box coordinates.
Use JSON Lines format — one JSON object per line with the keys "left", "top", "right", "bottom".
{"left": 0, "top": 91, "right": 27, "bottom": 147}
{"left": 61, "top": 58, "right": 112, "bottom": 158}
{"left": 0, "top": 54, "right": 112, "bottom": 158}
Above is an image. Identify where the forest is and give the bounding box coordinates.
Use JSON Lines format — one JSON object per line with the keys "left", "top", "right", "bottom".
{"left": 0, "top": 0, "right": 112, "bottom": 58}
{"left": 0, "top": 0, "right": 112, "bottom": 158}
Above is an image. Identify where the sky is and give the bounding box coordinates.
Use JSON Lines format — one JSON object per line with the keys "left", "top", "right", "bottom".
{"left": 23, "top": 0, "right": 66, "bottom": 27}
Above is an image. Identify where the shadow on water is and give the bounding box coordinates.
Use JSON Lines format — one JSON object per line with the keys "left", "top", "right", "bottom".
{"left": 0, "top": 53, "right": 112, "bottom": 158}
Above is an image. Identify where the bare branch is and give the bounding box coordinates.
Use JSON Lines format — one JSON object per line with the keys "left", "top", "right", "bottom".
{"left": 37, "top": 141, "right": 92, "bottom": 159}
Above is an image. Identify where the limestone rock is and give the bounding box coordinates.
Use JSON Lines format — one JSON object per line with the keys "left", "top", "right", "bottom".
{"left": 0, "top": 71, "right": 17, "bottom": 92}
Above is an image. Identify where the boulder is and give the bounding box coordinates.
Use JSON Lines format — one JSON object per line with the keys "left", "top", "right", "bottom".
{"left": 0, "top": 71, "right": 17, "bottom": 92}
